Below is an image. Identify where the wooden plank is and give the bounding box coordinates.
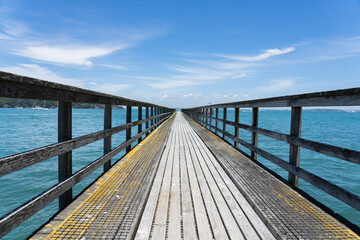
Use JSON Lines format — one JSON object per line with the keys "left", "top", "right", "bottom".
{"left": 183, "top": 121, "right": 229, "bottom": 240}
{"left": 178, "top": 122, "right": 197, "bottom": 240}
{"left": 288, "top": 107, "right": 302, "bottom": 187}
{"left": 58, "top": 101, "right": 72, "bottom": 211}
{"left": 168, "top": 124, "right": 181, "bottom": 240}
{"left": 152, "top": 124, "right": 177, "bottom": 239}
{"left": 215, "top": 108, "right": 219, "bottom": 135}
{"left": 145, "top": 107, "right": 149, "bottom": 136}
{"left": 182, "top": 119, "right": 213, "bottom": 240}
{"left": 185, "top": 121, "right": 273, "bottom": 239}
{"left": 103, "top": 103, "right": 112, "bottom": 172}
{"left": 135, "top": 124, "right": 175, "bottom": 240}
{"left": 251, "top": 107, "right": 258, "bottom": 160}
{"left": 185, "top": 123, "right": 245, "bottom": 240}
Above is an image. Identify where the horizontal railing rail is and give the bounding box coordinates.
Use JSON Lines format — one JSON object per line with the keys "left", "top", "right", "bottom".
{"left": 0, "top": 71, "right": 175, "bottom": 238}
{"left": 182, "top": 87, "right": 360, "bottom": 217}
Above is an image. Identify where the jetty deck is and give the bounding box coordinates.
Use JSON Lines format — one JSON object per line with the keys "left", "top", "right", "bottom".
{"left": 31, "top": 112, "right": 358, "bottom": 240}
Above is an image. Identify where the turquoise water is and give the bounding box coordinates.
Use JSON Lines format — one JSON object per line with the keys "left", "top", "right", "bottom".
{"left": 0, "top": 108, "right": 359, "bottom": 239}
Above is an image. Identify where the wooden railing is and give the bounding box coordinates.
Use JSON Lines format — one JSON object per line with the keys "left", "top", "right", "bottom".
{"left": 0, "top": 71, "right": 175, "bottom": 238}
{"left": 182, "top": 88, "right": 360, "bottom": 214}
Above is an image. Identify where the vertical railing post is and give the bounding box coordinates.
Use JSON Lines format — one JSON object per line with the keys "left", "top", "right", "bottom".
{"left": 146, "top": 107, "right": 149, "bottom": 136}
{"left": 222, "top": 108, "right": 227, "bottom": 140}
{"left": 215, "top": 108, "right": 219, "bottom": 135}
{"left": 205, "top": 108, "right": 209, "bottom": 129}
{"left": 126, "top": 105, "right": 132, "bottom": 154}
{"left": 58, "top": 101, "right": 72, "bottom": 211}
{"left": 138, "top": 106, "right": 142, "bottom": 143}
{"left": 251, "top": 107, "right": 259, "bottom": 160}
{"left": 209, "top": 108, "right": 212, "bottom": 132}
{"left": 288, "top": 106, "right": 302, "bottom": 187}
{"left": 151, "top": 107, "right": 154, "bottom": 131}
{"left": 234, "top": 107, "right": 239, "bottom": 148}
{"left": 103, "top": 104, "right": 112, "bottom": 172}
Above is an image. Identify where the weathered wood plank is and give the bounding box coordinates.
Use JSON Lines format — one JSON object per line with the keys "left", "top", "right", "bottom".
{"left": 184, "top": 124, "right": 229, "bottom": 239}
{"left": 135, "top": 124, "right": 175, "bottom": 240}
{"left": 182, "top": 120, "right": 213, "bottom": 240}
{"left": 178, "top": 123, "right": 197, "bottom": 240}
{"left": 168, "top": 124, "right": 181, "bottom": 240}
{"left": 185, "top": 124, "right": 245, "bottom": 240}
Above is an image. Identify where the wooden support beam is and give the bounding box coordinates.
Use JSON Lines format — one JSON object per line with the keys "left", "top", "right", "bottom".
{"left": 288, "top": 107, "right": 302, "bottom": 187}
{"left": 103, "top": 104, "right": 112, "bottom": 172}
{"left": 138, "top": 106, "right": 142, "bottom": 144}
{"left": 146, "top": 107, "right": 149, "bottom": 136}
{"left": 222, "top": 108, "right": 227, "bottom": 140}
{"left": 126, "top": 105, "right": 132, "bottom": 153}
{"left": 215, "top": 108, "right": 219, "bottom": 135}
{"left": 58, "top": 101, "right": 72, "bottom": 211}
{"left": 151, "top": 107, "right": 154, "bottom": 131}
{"left": 251, "top": 107, "right": 259, "bottom": 160}
{"left": 234, "top": 108, "right": 239, "bottom": 148}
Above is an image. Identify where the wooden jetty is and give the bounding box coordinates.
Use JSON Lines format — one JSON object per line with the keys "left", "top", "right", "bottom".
{"left": 0, "top": 71, "right": 359, "bottom": 239}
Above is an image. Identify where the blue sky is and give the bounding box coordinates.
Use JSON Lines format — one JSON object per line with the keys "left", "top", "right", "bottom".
{"left": 0, "top": 0, "right": 360, "bottom": 107}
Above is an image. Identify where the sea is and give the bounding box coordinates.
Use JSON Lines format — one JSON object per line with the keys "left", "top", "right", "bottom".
{"left": 0, "top": 108, "right": 359, "bottom": 239}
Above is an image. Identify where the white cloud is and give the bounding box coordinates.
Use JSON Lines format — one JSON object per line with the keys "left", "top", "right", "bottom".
{"left": 13, "top": 45, "right": 122, "bottom": 66}
{"left": 217, "top": 47, "right": 295, "bottom": 61}
{"left": 162, "top": 94, "right": 168, "bottom": 98}
{"left": 0, "top": 64, "right": 84, "bottom": 87}
{"left": 100, "top": 64, "right": 128, "bottom": 70}
{"left": 260, "top": 79, "right": 295, "bottom": 92}
{"left": 149, "top": 79, "right": 204, "bottom": 89}
{"left": 89, "top": 82, "right": 130, "bottom": 95}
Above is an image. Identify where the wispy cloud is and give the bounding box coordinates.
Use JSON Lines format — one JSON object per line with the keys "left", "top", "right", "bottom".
{"left": 13, "top": 45, "right": 122, "bottom": 66}
{"left": 89, "top": 82, "right": 130, "bottom": 94}
{"left": 216, "top": 47, "right": 295, "bottom": 61}
{"left": 0, "top": 64, "right": 84, "bottom": 87}
{"left": 260, "top": 78, "right": 295, "bottom": 93}
{"left": 0, "top": 19, "right": 165, "bottom": 67}
{"left": 100, "top": 64, "right": 128, "bottom": 70}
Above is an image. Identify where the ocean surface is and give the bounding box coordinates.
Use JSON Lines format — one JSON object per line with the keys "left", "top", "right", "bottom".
{"left": 0, "top": 108, "right": 359, "bottom": 239}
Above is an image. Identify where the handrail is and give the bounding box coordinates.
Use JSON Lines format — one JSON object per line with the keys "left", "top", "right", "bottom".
{"left": 182, "top": 87, "right": 360, "bottom": 219}
{"left": 0, "top": 71, "right": 175, "bottom": 239}
{"left": 186, "top": 87, "right": 360, "bottom": 109}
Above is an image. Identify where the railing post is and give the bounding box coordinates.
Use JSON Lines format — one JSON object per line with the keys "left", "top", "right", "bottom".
{"left": 151, "top": 107, "right": 154, "bottom": 131}
{"left": 234, "top": 107, "right": 239, "bottom": 148}
{"left": 146, "top": 107, "right": 149, "bottom": 136}
{"left": 103, "top": 104, "right": 112, "bottom": 172}
{"left": 58, "top": 101, "right": 72, "bottom": 211}
{"left": 222, "top": 108, "right": 227, "bottom": 140}
{"left": 138, "top": 106, "right": 142, "bottom": 143}
{"left": 126, "top": 105, "right": 132, "bottom": 154}
{"left": 209, "top": 108, "right": 212, "bottom": 131}
{"left": 288, "top": 106, "right": 302, "bottom": 187}
{"left": 251, "top": 107, "right": 259, "bottom": 160}
{"left": 205, "top": 108, "right": 209, "bottom": 129}
{"left": 215, "top": 108, "right": 219, "bottom": 135}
